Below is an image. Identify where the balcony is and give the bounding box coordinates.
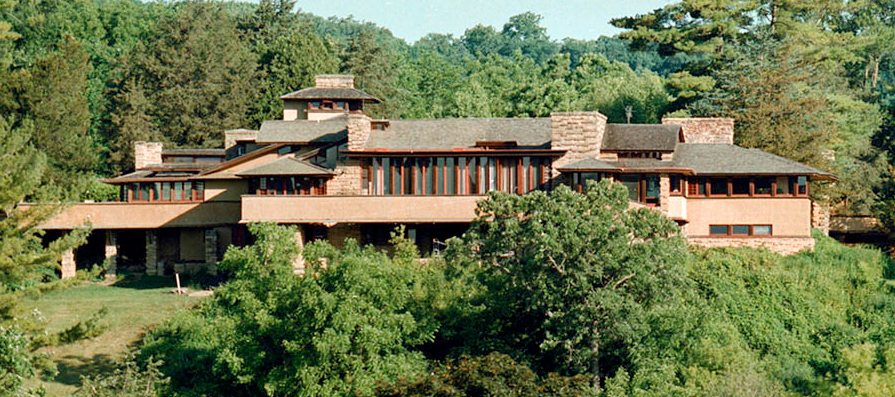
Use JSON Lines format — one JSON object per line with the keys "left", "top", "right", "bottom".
{"left": 240, "top": 195, "right": 485, "bottom": 224}
{"left": 21, "top": 201, "right": 241, "bottom": 230}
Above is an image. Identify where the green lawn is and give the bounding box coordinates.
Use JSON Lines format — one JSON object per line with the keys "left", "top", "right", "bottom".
{"left": 20, "top": 275, "right": 208, "bottom": 396}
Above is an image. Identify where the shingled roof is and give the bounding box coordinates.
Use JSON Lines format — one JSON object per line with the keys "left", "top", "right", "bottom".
{"left": 235, "top": 157, "right": 335, "bottom": 177}
{"left": 279, "top": 87, "right": 380, "bottom": 102}
{"left": 364, "top": 118, "right": 553, "bottom": 150}
{"left": 256, "top": 115, "right": 349, "bottom": 144}
{"left": 672, "top": 144, "right": 833, "bottom": 177}
{"left": 558, "top": 144, "right": 834, "bottom": 178}
{"left": 601, "top": 124, "right": 681, "bottom": 152}
{"left": 162, "top": 148, "right": 225, "bottom": 157}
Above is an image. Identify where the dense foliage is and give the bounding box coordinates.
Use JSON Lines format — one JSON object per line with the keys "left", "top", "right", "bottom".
{"left": 131, "top": 182, "right": 895, "bottom": 397}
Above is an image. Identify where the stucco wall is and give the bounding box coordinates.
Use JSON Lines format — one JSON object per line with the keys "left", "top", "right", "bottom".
{"left": 684, "top": 197, "right": 812, "bottom": 237}
{"left": 24, "top": 201, "right": 241, "bottom": 230}
{"left": 205, "top": 180, "right": 248, "bottom": 202}
{"left": 283, "top": 101, "right": 306, "bottom": 121}
{"left": 241, "top": 195, "right": 484, "bottom": 224}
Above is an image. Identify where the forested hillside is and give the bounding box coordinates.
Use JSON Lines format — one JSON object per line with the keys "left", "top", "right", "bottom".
{"left": 2, "top": 0, "right": 893, "bottom": 224}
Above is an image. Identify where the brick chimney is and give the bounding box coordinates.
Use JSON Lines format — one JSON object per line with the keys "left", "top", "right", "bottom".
{"left": 134, "top": 141, "right": 162, "bottom": 170}
{"left": 550, "top": 111, "right": 608, "bottom": 173}
{"left": 315, "top": 74, "right": 355, "bottom": 89}
{"left": 347, "top": 113, "right": 372, "bottom": 151}
{"left": 662, "top": 117, "right": 734, "bottom": 144}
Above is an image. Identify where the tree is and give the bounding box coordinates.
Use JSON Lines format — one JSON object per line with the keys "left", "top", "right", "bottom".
{"left": 141, "top": 223, "right": 443, "bottom": 397}
{"left": 109, "top": 0, "right": 260, "bottom": 169}
{"left": 341, "top": 27, "right": 408, "bottom": 118}
{"left": 446, "top": 180, "right": 689, "bottom": 386}
{"left": 571, "top": 54, "right": 671, "bottom": 123}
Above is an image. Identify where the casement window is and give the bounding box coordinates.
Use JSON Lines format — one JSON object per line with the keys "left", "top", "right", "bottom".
{"left": 571, "top": 172, "right": 604, "bottom": 193}
{"left": 250, "top": 177, "right": 326, "bottom": 195}
{"left": 615, "top": 174, "right": 660, "bottom": 206}
{"left": 688, "top": 176, "right": 809, "bottom": 198}
{"left": 125, "top": 181, "right": 204, "bottom": 202}
{"left": 670, "top": 175, "right": 683, "bottom": 195}
{"left": 366, "top": 155, "right": 552, "bottom": 196}
{"left": 709, "top": 224, "right": 773, "bottom": 236}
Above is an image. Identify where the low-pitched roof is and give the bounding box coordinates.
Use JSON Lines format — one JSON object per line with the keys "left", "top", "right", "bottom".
{"left": 364, "top": 118, "right": 552, "bottom": 150}
{"left": 162, "top": 148, "right": 226, "bottom": 157}
{"left": 673, "top": 144, "right": 834, "bottom": 178}
{"left": 558, "top": 144, "right": 834, "bottom": 179}
{"left": 601, "top": 124, "right": 681, "bottom": 152}
{"left": 235, "top": 157, "right": 335, "bottom": 177}
{"left": 256, "top": 116, "right": 348, "bottom": 144}
{"left": 279, "top": 87, "right": 380, "bottom": 102}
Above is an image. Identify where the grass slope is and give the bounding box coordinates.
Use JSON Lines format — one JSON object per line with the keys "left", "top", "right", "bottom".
{"left": 20, "top": 276, "right": 206, "bottom": 396}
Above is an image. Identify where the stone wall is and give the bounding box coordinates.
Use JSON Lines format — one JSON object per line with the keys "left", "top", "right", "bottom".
{"left": 204, "top": 229, "right": 218, "bottom": 275}
{"left": 347, "top": 114, "right": 372, "bottom": 151}
{"left": 659, "top": 174, "right": 670, "bottom": 214}
{"left": 134, "top": 141, "right": 163, "bottom": 169}
{"left": 224, "top": 129, "right": 258, "bottom": 150}
{"left": 145, "top": 230, "right": 158, "bottom": 275}
{"left": 550, "top": 111, "right": 607, "bottom": 176}
{"left": 811, "top": 201, "right": 830, "bottom": 236}
{"left": 662, "top": 118, "right": 734, "bottom": 144}
{"left": 315, "top": 74, "right": 355, "bottom": 89}
{"left": 687, "top": 236, "right": 816, "bottom": 255}
{"left": 61, "top": 249, "right": 76, "bottom": 279}
{"left": 104, "top": 231, "right": 117, "bottom": 278}
{"left": 329, "top": 159, "right": 363, "bottom": 195}
{"left": 328, "top": 223, "right": 362, "bottom": 249}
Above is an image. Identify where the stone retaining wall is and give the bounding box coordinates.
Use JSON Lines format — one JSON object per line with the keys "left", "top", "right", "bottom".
{"left": 688, "top": 236, "right": 815, "bottom": 255}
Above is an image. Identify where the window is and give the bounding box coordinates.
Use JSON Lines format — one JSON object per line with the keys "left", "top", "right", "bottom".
{"left": 710, "top": 225, "right": 730, "bottom": 235}
{"left": 754, "top": 178, "right": 773, "bottom": 195}
{"left": 670, "top": 175, "right": 682, "bottom": 195}
{"left": 709, "top": 224, "right": 773, "bottom": 236}
{"left": 688, "top": 178, "right": 706, "bottom": 196}
{"left": 618, "top": 175, "right": 640, "bottom": 202}
{"left": 731, "top": 178, "right": 750, "bottom": 195}
{"left": 731, "top": 225, "right": 750, "bottom": 235}
{"left": 709, "top": 178, "right": 728, "bottom": 196}
{"left": 796, "top": 176, "right": 808, "bottom": 196}
{"left": 776, "top": 176, "right": 791, "bottom": 195}
{"left": 124, "top": 181, "right": 204, "bottom": 202}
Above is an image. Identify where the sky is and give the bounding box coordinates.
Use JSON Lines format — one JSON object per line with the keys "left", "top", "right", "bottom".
{"left": 297, "top": 0, "right": 676, "bottom": 43}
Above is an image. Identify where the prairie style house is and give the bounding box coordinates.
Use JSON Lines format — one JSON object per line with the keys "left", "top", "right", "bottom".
{"left": 35, "top": 75, "right": 833, "bottom": 277}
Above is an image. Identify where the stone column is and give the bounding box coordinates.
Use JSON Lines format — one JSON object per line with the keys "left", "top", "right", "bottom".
{"left": 659, "top": 174, "right": 670, "bottom": 215}
{"left": 811, "top": 201, "right": 830, "bottom": 236}
{"left": 145, "top": 230, "right": 158, "bottom": 275}
{"left": 104, "top": 231, "right": 118, "bottom": 278}
{"left": 60, "top": 249, "right": 76, "bottom": 279}
{"left": 204, "top": 229, "right": 218, "bottom": 275}
{"left": 293, "top": 227, "right": 305, "bottom": 274}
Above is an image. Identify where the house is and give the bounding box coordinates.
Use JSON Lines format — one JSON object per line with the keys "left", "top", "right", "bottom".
{"left": 32, "top": 75, "right": 834, "bottom": 278}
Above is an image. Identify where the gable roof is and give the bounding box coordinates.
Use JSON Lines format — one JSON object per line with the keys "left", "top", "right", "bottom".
{"left": 364, "top": 118, "right": 553, "bottom": 150}
{"left": 601, "top": 124, "right": 681, "bottom": 152}
{"left": 279, "top": 87, "right": 380, "bottom": 102}
{"left": 256, "top": 116, "right": 348, "bottom": 144}
{"left": 235, "top": 157, "right": 335, "bottom": 177}
{"left": 162, "top": 148, "right": 225, "bottom": 157}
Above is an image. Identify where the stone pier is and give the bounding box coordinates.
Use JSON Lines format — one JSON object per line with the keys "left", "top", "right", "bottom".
{"left": 146, "top": 230, "right": 158, "bottom": 275}
{"left": 61, "top": 249, "right": 76, "bottom": 279}
{"left": 104, "top": 231, "right": 118, "bottom": 278}
{"left": 204, "top": 229, "right": 218, "bottom": 275}
{"left": 293, "top": 227, "right": 305, "bottom": 274}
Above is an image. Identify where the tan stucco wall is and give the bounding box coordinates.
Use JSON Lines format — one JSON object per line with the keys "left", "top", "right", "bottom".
{"left": 24, "top": 201, "right": 240, "bottom": 230}
{"left": 205, "top": 180, "right": 248, "bottom": 202}
{"left": 179, "top": 228, "right": 205, "bottom": 261}
{"left": 668, "top": 196, "right": 686, "bottom": 219}
{"left": 241, "top": 195, "right": 484, "bottom": 223}
{"left": 283, "top": 101, "right": 306, "bottom": 121}
{"left": 684, "top": 197, "right": 811, "bottom": 237}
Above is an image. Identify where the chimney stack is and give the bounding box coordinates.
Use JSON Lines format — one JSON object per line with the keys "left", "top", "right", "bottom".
{"left": 315, "top": 74, "right": 355, "bottom": 89}
{"left": 550, "top": 111, "right": 608, "bottom": 173}
{"left": 347, "top": 114, "right": 372, "bottom": 152}
{"left": 134, "top": 141, "right": 163, "bottom": 170}
{"left": 662, "top": 117, "right": 734, "bottom": 144}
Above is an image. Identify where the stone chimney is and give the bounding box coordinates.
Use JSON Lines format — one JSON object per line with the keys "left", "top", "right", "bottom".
{"left": 315, "top": 74, "right": 355, "bottom": 89}
{"left": 662, "top": 117, "right": 734, "bottom": 144}
{"left": 347, "top": 113, "right": 372, "bottom": 151}
{"left": 134, "top": 141, "right": 163, "bottom": 169}
{"left": 224, "top": 129, "right": 258, "bottom": 150}
{"left": 550, "top": 111, "right": 608, "bottom": 173}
